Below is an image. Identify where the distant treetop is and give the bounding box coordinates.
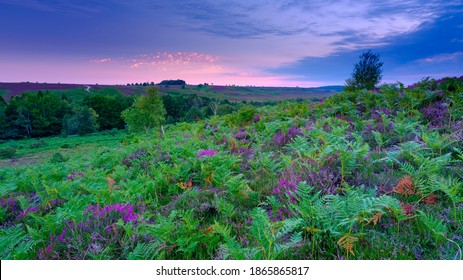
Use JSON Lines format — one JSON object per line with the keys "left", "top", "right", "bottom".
{"left": 345, "top": 50, "right": 383, "bottom": 91}
{"left": 159, "top": 79, "right": 186, "bottom": 86}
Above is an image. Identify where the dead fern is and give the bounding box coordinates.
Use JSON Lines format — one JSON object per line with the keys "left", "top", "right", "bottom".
{"left": 369, "top": 212, "right": 383, "bottom": 226}
{"left": 421, "top": 193, "right": 438, "bottom": 205}
{"left": 401, "top": 203, "right": 415, "bottom": 217}
{"left": 179, "top": 178, "right": 193, "bottom": 190}
{"left": 337, "top": 233, "right": 358, "bottom": 259}
{"left": 394, "top": 175, "right": 415, "bottom": 195}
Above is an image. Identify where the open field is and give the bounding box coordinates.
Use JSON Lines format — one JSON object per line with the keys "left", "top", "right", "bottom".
{"left": 0, "top": 82, "right": 342, "bottom": 102}
{"left": 0, "top": 131, "right": 126, "bottom": 166}
{"left": 1, "top": 77, "right": 462, "bottom": 260}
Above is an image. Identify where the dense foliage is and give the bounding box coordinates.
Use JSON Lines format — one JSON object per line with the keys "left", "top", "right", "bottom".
{"left": 0, "top": 76, "right": 462, "bottom": 260}
{"left": 122, "top": 88, "right": 166, "bottom": 134}
{"left": 0, "top": 87, "right": 270, "bottom": 139}
{"left": 0, "top": 90, "right": 133, "bottom": 139}
{"left": 346, "top": 50, "right": 384, "bottom": 91}
{"left": 159, "top": 80, "right": 187, "bottom": 86}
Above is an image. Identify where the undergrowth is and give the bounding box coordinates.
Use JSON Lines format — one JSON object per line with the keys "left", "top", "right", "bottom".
{"left": 1, "top": 76, "right": 462, "bottom": 259}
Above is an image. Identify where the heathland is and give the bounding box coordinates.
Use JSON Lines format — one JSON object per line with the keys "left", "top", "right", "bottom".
{"left": 0, "top": 77, "right": 462, "bottom": 260}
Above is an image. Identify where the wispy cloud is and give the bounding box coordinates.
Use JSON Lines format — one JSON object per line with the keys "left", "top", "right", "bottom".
{"left": 149, "top": 0, "right": 454, "bottom": 45}
{"left": 418, "top": 52, "right": 463, "bottom": 63}
{"left": 126, "top": 52, "right": 219, "bottom": 68}
{"left": 84, "top": 50, "right": 321, "bottom": 86}
{"left": 0, "top": 0, "right": 106, "bottom": 14}
{"left": 90, "top": 58, "right": 112, "bottom": 63}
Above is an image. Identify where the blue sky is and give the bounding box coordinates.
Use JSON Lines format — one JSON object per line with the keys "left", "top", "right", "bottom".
{"left": 0, "top": 0, "right": 462, "bottom": 86}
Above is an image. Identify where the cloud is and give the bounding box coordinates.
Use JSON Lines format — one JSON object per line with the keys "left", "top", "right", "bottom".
{"left": 90, "top": 58, "right": 112, "bottom": 63}
{"left": 418, "top": 52, "right": 463, "bottom": 63}
{"left": 126, "top": 52, "right": 219, "bottom": 68}
{"left": 148, "top": 0, "right": 455, "bottom": 44}
{"left": 88, "top": 50, "right": 322, "bottom": 86}
{"left": 0, "top": 0, "right": 106, "bottom": 14}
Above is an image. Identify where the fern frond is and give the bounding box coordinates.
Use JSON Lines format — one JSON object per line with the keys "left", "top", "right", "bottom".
{"left": 337, "top": 233, "right": 358, "bottom": 258}
{"left": 417, "top": 211, "right": 447, "bottom": 239}
{"left": 0, "top": 225, "right": 36, "bottom": 259}
{"left": 217, "top": 197, "right": 236, "bottom": 218}
{"left": 394, "top": 175, "right": 415, "bottom": 195}
{"left": 127, "top": 241, "right": 163, "bottom": 260}
{"left": 275, "top": 218, "right": 303, "bottom": 239}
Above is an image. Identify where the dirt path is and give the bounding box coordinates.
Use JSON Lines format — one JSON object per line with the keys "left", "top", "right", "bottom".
{"left": 0, "top": 154, "right": 48, "bottom": 167}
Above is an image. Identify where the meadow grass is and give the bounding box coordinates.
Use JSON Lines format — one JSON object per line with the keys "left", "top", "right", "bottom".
{"left": 1, "top": 78, "right": 462, "bottom": 260}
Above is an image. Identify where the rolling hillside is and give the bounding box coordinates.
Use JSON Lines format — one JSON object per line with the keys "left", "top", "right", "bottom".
{"left": 0, "top": 82, "right": 342, "bottom": 102}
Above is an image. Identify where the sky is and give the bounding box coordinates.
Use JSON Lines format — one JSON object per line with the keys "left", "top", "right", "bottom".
{"left": 1, "top": 0, "right": 462, "bottom": 87}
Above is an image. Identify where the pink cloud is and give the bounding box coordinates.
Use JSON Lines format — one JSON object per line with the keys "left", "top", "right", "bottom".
{"left": 128, "top": 52, "right": 219, "bottom": 68}
{"left": 90, "top": 58, "right": 112, "bottom": 63}
{"left": 2, "top": 52, "right": 327, "bottom": 87}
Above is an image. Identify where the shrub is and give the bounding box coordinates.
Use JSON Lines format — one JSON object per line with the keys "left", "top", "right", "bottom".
{"left": 29, "top": 140, "right": 47, "bottom": 149}
{"left": 0, "top": 147, "right": 16, "bottom": 159}
{"left": 224, "top": 106, "right": 257, "bottom": 127}
{"left": 50, "top": 152, "right": 67, "bottom": 163}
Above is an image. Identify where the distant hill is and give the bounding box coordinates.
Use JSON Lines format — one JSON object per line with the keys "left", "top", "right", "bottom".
{"left": 0, "top": 82, "right": 343, "bottom": 102}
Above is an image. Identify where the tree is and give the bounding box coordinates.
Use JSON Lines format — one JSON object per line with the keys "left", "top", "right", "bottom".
{"left": 159, "top": 79, "right": 186, "bottom": 86}
{"left": 4, "top": 91, "right": 70, "bottom": 138}
{"left": 0, "top": 97, "right": 7, "bottom": 138}
{"left": 84, "top": 93, "right": 132, "bottom": 130}
{"left": 63, "top": 106, "right": 99, "bottom": 136}
{"left": 208, "top": 98, "right": 220, "bottom": 116}
{"left": 346, "top": 50, "right": 383, "bottom": 91}
{"left": 122, "top": 88, "right": 166, "bottom": 134}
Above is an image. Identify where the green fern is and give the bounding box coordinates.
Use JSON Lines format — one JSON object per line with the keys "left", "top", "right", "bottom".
{"left": 421, "top": 131, "right": 454, "bottom": 155}
{"left": 0, "top": 225, "right": 36, "bottom": 259}
{"left": 127, "top": 241, "right": 163, "bottom": 260}
{"left": 417, "top": 211, "right": 447, "bottom": 238}
{"left": 217, "top": 197, "right": 236, "bottom": 219}
{"left": 249, "top": 207, "right": 302, "bottom": 259}
{"left": 213, "top": 222, "right": 258, "bottom": 260}
{"left": 320, "top": 186, "right": 402, "bottom": 235}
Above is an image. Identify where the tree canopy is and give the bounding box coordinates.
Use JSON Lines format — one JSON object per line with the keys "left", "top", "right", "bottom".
{"left": 122, "top": 88, "right": 166, "bottom": 134}
{"left": 346, "top": 50, "right": 383, "bottom": 91}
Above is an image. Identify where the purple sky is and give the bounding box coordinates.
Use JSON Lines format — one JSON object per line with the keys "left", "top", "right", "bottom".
{"left": 1, "top": 0, "right": 462, "bottom": 86}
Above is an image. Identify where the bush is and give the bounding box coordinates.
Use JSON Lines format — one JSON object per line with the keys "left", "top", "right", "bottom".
{"left": 0, "top": 147, "right": 16, "bottom": 159}
{"left": 63, "top": 106, "right": 99, "bottom": 136}
{"left": 50, "top": 152, "right": 68, "bottom": 163}
{"left": 29, "top": 140, "right": 47, "bottom": 149}
{"left": 224, "top": 105, "right": 257, "bottom": 127}
{"left": 109, "top": 128, "right": 118, "bottom": 136}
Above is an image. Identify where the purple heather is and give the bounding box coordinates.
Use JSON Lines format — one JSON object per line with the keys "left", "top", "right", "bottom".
{"left": 197, "top": 149, "right": 218, "bottom": 158}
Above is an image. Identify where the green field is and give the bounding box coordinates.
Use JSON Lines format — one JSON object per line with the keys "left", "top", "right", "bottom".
{"left": 0, "top": 131, "right": 126, "bottom": 166}
{"left": 1, "top": 77, "right": 462, "bottom": 260}
{"left": 155, "top": 84, "right": 340, "bottom": 102}
{"left": 0, "top": 82, "right": 341, "bottom": 103}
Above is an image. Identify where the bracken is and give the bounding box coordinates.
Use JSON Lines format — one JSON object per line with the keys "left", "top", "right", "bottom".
{"left": 394, "top": 175, "right": 415, "bottom": 195}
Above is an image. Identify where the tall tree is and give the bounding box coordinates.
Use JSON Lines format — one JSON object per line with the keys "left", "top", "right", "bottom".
{"left": 122, "top": 88, "right": 166, "bottom": 134}
{"left": 63, "top": 106, "right": 99, "bottom": 136}
{"left": 346, "top": 50, "right": 383, "bottom": 91}
{"left": 5, "top": 91, "right": 70, "bottom": 138}
{"left": 84, "top": 93, "right": 132, "bottom": 130}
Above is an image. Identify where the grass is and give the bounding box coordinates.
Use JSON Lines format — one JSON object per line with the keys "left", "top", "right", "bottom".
{"left": 8, "top": 85, "right": 333, "bottom": 104}
{"left": 0, "top": 77, "right": 462, "bottom": 260}
{"left": 0, "top": 131, "right": 126, "bottom": 161}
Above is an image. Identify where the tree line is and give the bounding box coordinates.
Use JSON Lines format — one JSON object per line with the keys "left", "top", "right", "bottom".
{"left": 0, "top": 88, "right": 279, "bottom": 139}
